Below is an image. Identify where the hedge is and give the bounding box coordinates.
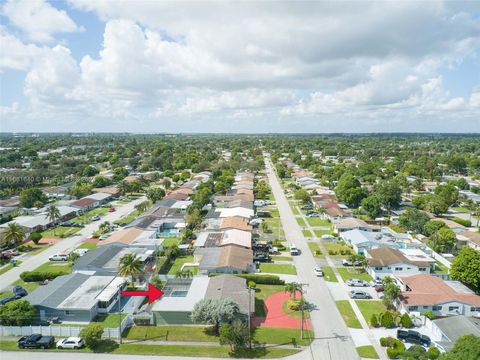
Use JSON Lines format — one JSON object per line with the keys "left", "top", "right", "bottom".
{"left": 209, "top": 273, "right": 285, "bottom": 285}
{"left": 156, "top": 256, "right": 171, "bottom": 274}
{"left": 20, "top": 270, "right": 70, "bottom": 282}
{"left": 452, "top": 217, "right": 471, "bottom": 227}
{"left": 380, "top": 336, "right": 405, "bottom": 359}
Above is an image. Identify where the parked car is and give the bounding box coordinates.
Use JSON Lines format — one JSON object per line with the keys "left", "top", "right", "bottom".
{"left": 256, "top": 211, "right": 271, "bottom": 218}
{"left": 108, "top": 207, "right": 116, "bottom": 212}
{"left": 253, "top": 254, "right": 271, "bottom": 263}
{"left": 373, "top": 284, "right": 384, "bottom": 292}
{"left": 91, "top": 215, "right": 100, "bottom": 221}
{"left": 346, "top": 278, "right": 370, "bottom": 287}
{"left": 18, "top": 334, "right": 55, "bottom": 349}
{"left": 290, "top": 244, "right": 300, "bottom": 256}
{"left": 249, "top": 218, "right": 263, "bottom": 226}
{"left": 71, "top": 248, "right": 89, "bottom": 256}
{"left": 0, "top": 295, "right": 16, "bottom": 305}
{"left": 349, "top": 290, "right": 372, "bottom": 299}
{"left": 56, "top": 337, "right": 84, "bottom": 349}
{"left": 314, "top": 267, "right": 323, "bottom": 277}
{"left": 321, "top": 234, "right": 335, "bottom": 240}
{"left": 342, "top": 259, "right": 362, "bottom": 266}
{"left": 12, "top": 286, "right": 28, "bottom": 298}
{"left": 397, "top": 330, "right": 431, "bottom": 347}
{"left": 306, "top": 212, "right": 320, "bottom": 217}
{"left": 99, "top": 234, "right": 110, "bottom": 241}
{"left": 49, "top": 254, "right": 69, "bottom": 262}
{"left": 301, "top": 204, "right": 313, "bottom": 210}
{"left": 61, "top": 221, "right": 73, "bottom": 226}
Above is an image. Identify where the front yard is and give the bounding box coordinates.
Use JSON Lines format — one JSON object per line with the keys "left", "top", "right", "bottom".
{"left": 335, "top": 300, "right": 362, "bottom": 328}
{"left": 125, "top": 325, "right": 217, "bottom": 341}
{"left": 337, "top": 267, "right": 373, "bottom": 282}
{"left": 321, "top": 267, "right": 338, "bottom": 282}
{"left": 259, "top": 263, "right": 297, "bottom": 275}
{"left": 41, "top": 226, "right": 80, "bottom": 238}
{"left": 306, "top": 218, "right": 330, "bottom": 227}
{"left": 307, "top": 242, "right": 323, "bottom": 257}
{"left": 355, "top": 300, "right": 386, "bottom": 327}
{"left": 322, "top": 242, "right": 354, "bottom": 258}
{"left": 356, "top": 345, "right": 379, "bottom": 359}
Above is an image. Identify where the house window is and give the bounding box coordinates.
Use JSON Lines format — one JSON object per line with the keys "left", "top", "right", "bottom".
{"left": 375, "top": 267, "right": 383, "bottom": 270}
{"left": 409, "top": 306, "right": 418, "bottom": 311}
{"left": 448, "top": 306, "right": 459, "bottom": 312}
{"left": 65, "top": 310, "right": 74, "bottom": 316}
{"left": 432, "top": 306, "right": 442, "bottom": 311}
{"left": 470, "top": 307, "right": 480, "bottom": 312}
{"left": 419, "top": 268, "right": 426, "bottom": 272}
{"left": 395, "top": 267, "right": 403, "bottom": 271}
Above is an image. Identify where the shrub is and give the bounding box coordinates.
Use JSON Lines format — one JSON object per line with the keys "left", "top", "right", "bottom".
{"left": 20, "top": 270, "right": 69, "bottom": 282}
{"left": 385, "top": 338, "right": 405, "bottom": 359}
{"left": 0, "top": 300, "right": 35, "bottom": 326}
{"left": 381, "top": 311, "right": 395, "bottom": 328}
{"left": 380, "top": 336, "right": 397, "bottom": 347}
{"left": 234, "top": 274, "right": 285, "bottom": 285}
{"left": 286, "top": 299, "right": 302, "bottom": 311}
{"left": 370, "top": 314, "right": 380, "bottom": 328}
{"left": 247, "top": 281, "right": 256, "bottom": 289}
{"left": 400, "top": 313, "right": 413, "bottom": 328}
{"left": 314, "top": 250, "right": 322, "bottom": 256}
{"left": 29, "top": 232, "right": 42, "bottom": 245}
{"left": 421, "top": 310, "right": 436, "bottom": 320}
{"left": 156, "top": 256, "right": 171, "bottom": 274}
{"left": 427, "top": 347, "right": 440, "bottom": 359}
{"left": 452, "top": 217, "right": 471, "bottom": 227}
{"left": 80, "top": 323, "right": 104, "bottom": 349}
{"left": 328, "top": 250, "right": 337, "bottom": 255}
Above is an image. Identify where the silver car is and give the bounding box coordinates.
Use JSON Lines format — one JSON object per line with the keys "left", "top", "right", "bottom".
{"left": 349, "top": 290, "right": 372, "bottom": 299}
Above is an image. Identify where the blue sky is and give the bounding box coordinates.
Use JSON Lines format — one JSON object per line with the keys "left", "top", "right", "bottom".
{"left": 1, "top": 0, "right": 479, "bottom": 133}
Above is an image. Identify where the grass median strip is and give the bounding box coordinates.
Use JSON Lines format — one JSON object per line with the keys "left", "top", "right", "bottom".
{"left": 355, "top": 300, "right": 386, "bottom": 327}
{"left": 356, "top": 345, "right": 379, "bottom": 359}
{"left": 302, "top": 229, "right": 313, "bottom": 237}
{"left": 307, "top": 242, "right": 323, "bottom": 257}
{"left": 321, "top": 266, "right": 338, "bottom": 282}
{"left": 335, "top": 300, "right": 362, "bottom": 328}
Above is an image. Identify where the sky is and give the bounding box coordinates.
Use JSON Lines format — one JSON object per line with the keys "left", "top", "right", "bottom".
{"left": 0, "top": 0, "right": 479, "bottom": 133}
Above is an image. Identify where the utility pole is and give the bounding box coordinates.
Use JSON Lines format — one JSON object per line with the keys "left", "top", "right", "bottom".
{"left": 297, "top": 283, "right": 309, "bottom": 340}
{"left": 118, "top": 287, "right": 122, "bottom": 344}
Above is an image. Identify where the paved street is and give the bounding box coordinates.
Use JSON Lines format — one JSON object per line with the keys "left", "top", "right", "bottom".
{"left": 264, "top": 156, "right": 360, "bottom": 360}
{"left": 0, "top": 196, "right": 146, "bottom": 291}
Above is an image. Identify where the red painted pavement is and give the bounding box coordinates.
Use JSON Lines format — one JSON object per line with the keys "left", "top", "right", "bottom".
{"left": 252, "top": 291, "right": 312, "bottom": 329}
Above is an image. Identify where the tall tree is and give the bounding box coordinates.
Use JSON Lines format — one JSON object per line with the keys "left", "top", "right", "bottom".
{"left": 46, "top": 204, "right": 61, "bottom": 236}
{"left": 4, "top": 223, "right": 24, "bottom": 245}
{"left": 191, "top": 298, "right": 240, "bottom": 335}
{"left": 118, "top": 253, "right": 144, "bottom": 286}
{"left": 284, "top": 282, "right": 302, "bottom": 300}
{"left": 450, "top": 247, "right": 480, "bottom": 293}
{"left": 19, "top": 187, "right": 47, "bottom": 208}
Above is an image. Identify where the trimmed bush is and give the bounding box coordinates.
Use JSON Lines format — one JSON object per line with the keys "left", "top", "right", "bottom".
{"left": 248, "top": 281, "right": 256, "bottom": 289}
{"left": 421, "top": 310, "right": 436, "bottom": 320}
{"left": 20, "top": 270, "right": 69, "bottom": 282}
{"left": 400, "top": 313, "right": 413, "bottom": 328}
{"left": 370, "top": 314, "right": 380, "bottom": 328}
{"left": 385, "top": 338, "right": 405, "bottom": 359}
{"left": 29, "top": 232, "right": 42, "bottom": 245}
{"left": 380, "top": 336, "right": 397, "bottom": 347}
{"left": 328, "top": 250, "right": 337, "bottom": 255}
{"left": 427, "top": 347, "right": 440, "bottom": 359}
{"left": 381, "top": 311, "right": 395, "bottom": 328}
{"left": 286, "top": 299, "right": 302, "bottom": 311}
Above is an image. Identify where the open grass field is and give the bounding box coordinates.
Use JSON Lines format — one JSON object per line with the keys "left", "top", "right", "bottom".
{"left": 259, "top": 263, "right": 297, "bottom": 275}
{"left": 125, "top": 325, "right": 217, "bottom": 341}
{"left": 335, "top": 300, "right": 362, "bottom": 328}
{"left": 355, "top": 300, "right": 387, "bottom": 326}
{"left": 337, "top": 267, "right": 373, "bottom": 282}
{"left": 252, "top": 327, "right": 314, "bottom": 346}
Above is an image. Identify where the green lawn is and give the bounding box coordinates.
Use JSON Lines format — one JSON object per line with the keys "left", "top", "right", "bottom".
{"left": 313, "top": 229, "right": 336, "bottom": 237}
{"left": 323, "top": 242, "right": 354, "bottom": 258}
{"left": 0, "top": 261, "right": 22, "bottom": 276}
{"left": 337, "top": 267, "right": 373, "bottom": 282}
{"left": 114, "top": 210, "right": 141, "bottom": 225}
{"left": 296, "top": 217, "right": 306, "bottom": 226}
{"left": 167, "top": 255, "right": 195, "bottom": 275}
{"left": 259, "top": 263, "right": 297, "bottom": 275}
{"left": 335, "top": 300, "right": 362, "bottom": 328}
{"left": 87, "top": 207, "right": 110, "bottom": 216}
{"left": 271, "top": 256, "right": 292, "bottom": 261}
{"left": 302, "top": 229, "right": 313, "bottom": 237}
{"left": 322, "top": 267, "right": 338, "bottom": 282}
{"left": 264, "top": 218, "right": 281, "bottom": 227}
{"left": 41, "top": 226, "right": 80, "bottom": 238}
{"left": 34, "top": 261, "right": 73, "bottom": 274}
{"left": 76, "top": 242, "right": 98, "bottom": 250}
{"left": 307, "top": 242, "right": 323, "bottom": 257}
{"left": 356, "top": 345, "right": 379, "bottom": 359}
{"left": 291, "top": 206, "right": 300, "bottom": 215}
{"left": 18, "top": 244, "right": 50, "bottom": 255}
{"left": 126, "top": 325, "right": 217, "bottom": 341}
{"left": 451, "top": 206, "right": 470, "bottom": 213}
{"left": 355, "top": 300, "right": 386, "bottom": 326}
{"left": 306, "top": 218, "right": 330, "bottom": 227}
{"left": 162, "top": 237, "right": 181, "bottom": 247}
{"left": 0, "top": 279, "right": 40, "bottom": 299}
{"left": 0, "top": 341, "right": 299, "bottom": 358}
{"left": 269, "top": 209, "right": 279, "bottom": 217}
{"left": 92, "top": 313, "right": 127, "bottom": 328}
{"left": 253, "top": 327, "right": 313, "bottom": 346}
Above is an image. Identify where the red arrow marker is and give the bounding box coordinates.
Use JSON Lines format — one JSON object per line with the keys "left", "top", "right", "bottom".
{"left": 121, "top": 283, "right": 164, "bottom": 304}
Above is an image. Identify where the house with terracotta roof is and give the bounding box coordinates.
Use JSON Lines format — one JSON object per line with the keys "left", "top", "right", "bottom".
{"left": 219, "top": 216, "right": 252, "bottom": 232}
{"left": 70, "top": 197, "right": 98, "bottom": 211}
{"left": 334, "top": 217, "right": 381, "bottom": 233}
{"left": 397, "top": 274, "right": 480, "bottom": 317}
{"left": 365, "top": 248, "right": 432, "bottom": 280}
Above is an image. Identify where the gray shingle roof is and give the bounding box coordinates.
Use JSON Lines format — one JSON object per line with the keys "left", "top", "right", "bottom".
{"left": 73, "top": 243, "right": 126, "bottom": 272}
{"left": 205, "top": 275, "right": 253, "bottom": 315}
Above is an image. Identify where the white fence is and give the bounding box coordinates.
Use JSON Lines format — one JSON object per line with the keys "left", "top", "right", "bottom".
{"left": 1, "top": 315, "right": 134, "bottom": 339}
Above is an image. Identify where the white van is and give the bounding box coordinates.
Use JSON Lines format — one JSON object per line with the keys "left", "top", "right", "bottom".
{"left": 290, "top": 244, "right": 300, "bottom": 256}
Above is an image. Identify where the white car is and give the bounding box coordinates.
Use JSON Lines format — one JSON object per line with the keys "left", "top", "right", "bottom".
{"left": 71, "top": 248, "right": 88, "bottom": 256}
{"left": 249, "top": 218, "right": 263, "bottom": 225}
{"left": 91, "top": 215, "right": 100, "bottom": 221}
{"left": 99, "top": 234, "right": 111, "bottom": 240}
{"left": 321, "top": 234, "right": 335, "bottom": 240}
{"left": 49, "top": 254, "right": 69, "bottom": 262}
{"left": 57, "top": 337, "right": 84, "bottom": 349}
{"left": 313, "top": 267, "right": 323, "bottom": 277}
{"left": 346, "top": 278, "right": 370, "bottom": 287}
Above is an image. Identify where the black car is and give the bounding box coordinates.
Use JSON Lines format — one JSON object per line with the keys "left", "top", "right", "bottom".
{"left": 12, "top": 286, "right": 28, "bottom": 298}
{"left": 253, "top": 254, "right": 271, "bottom": 262}
{"left": 397, "top": 329, "right": 431, "bottom": 347}
{"left": 0, "top": 295, "right": 16, "bottom": 305}
{"left": 18, "top": 334, "right": 55, "bottom": 349}
{"left": 301, "top": 204, "right": 313, "bottom": 210}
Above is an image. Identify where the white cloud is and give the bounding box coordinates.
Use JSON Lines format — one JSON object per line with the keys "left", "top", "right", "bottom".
{"left": 0, "top": 28, "right": 46, "bottom": 70}
{"left": 2, "top": 0, "right": 83, "bottom": 43}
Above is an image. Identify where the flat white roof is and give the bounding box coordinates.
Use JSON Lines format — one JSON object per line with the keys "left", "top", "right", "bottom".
{"left": 58, "top": 276, "right": 115, "bottom": 310}
{"left": 85, "top": 192, "right": 111, "bottom": 201}
{"left": 96, "top": 277, "right": 126, "bottom": 302}
{"left": 400, "top": 248, "right": 435, "bottom": 263}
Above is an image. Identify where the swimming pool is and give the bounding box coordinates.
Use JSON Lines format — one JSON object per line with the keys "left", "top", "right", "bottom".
{"left": 158, "top": 228, "right": 179, "bottom": 237}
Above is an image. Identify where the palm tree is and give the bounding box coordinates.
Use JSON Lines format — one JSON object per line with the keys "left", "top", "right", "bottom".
{"left": 99, "top": 221, "right": 111, "bottom": 234}
{"left": 284, "top": 282, "right": 302, "bottom": 300}
{"left": 135, "top": 201, "right": 149, "bottom": 213}
{"left": 118, "top": 253, "right": 144, "bottom": 286}
{"left": 383, "top": 283, "right": 400, "bottom": 310}
{"left": 4, "top": 223, "right": 25, "bottom": 245}
{"left": 46, "top": 204, "right": 61, "bottom": 236}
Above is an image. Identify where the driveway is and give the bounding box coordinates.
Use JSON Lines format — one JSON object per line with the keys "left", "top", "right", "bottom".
{"left": 0, "top": 196, "right": 146, "bottom": 291}
{"left": 264, "top": 156, "right": 360, "bottom": 360}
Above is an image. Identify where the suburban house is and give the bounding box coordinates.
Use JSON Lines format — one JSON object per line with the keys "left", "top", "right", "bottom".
{"left": 205, "top": 275, "right": 254, "bottom": 317}
{"left": 342, "top": 228, "right": 417, "bottom": 254}
{"left": 91, "top": 186, "right": 120, "bottom": 197}
{"left": 24, "top": 273, "right": 126, "bottom": 322}
{"left": 430, "top": 315, "right": 480, "bottom": 352}
{"left": 397, "top": 274, "right": 480, "bottom": 317}
{"left": 432, "top": 218, "right": 466, "bottom": 234}
{"left": 70, "top": 197, "right": 98, "bottom": 211}
{"left": 195, "top": 245, "right": 254, "bottom": 274}
{"left": 194, "top": 229, "right": 252, "bottom": 249}
{"left": 334, "top": 217, "right": 381, "bottom": 233}
{"left": 456, "top": 230, "right": 480, "bottom": 250}
{"left": 365, "top": 247, "right": 432, "bottom": 280}
{"left": 98, "top": 227, "right": 162, "bottom": 249}
{"left": 84, "top": 192, "right": 114, "bottom": 204}
{"left": 219, "top": 216, "right": 252, "bottom": 232}
{"left": 73, "top": 243, "right": 155, "bottom": 277}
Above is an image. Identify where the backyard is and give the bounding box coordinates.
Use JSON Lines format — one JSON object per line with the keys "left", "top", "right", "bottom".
{"left": 167, "top": 255, "right": 195, "bottom": 275}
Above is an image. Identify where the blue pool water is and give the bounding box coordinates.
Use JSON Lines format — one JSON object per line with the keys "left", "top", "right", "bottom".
{"left": 159, "top": 229, "right": 179, "bottom": 237}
